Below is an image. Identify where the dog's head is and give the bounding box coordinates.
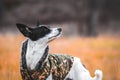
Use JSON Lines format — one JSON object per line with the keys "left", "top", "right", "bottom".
{"left": 16, "top": 23, "right": 62, "bottom": 43}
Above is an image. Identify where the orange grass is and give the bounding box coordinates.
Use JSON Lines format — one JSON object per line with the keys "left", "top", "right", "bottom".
{"left": 0, "top": 34, "right": 120, "bottom": 80}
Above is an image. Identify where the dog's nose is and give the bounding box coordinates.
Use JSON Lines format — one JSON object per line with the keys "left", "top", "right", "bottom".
{"left": 58, "top": 28, "right": 62, "bottom": 32}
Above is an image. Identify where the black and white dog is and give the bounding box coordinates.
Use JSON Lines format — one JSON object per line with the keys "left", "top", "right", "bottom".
{"left": 17, "top": 23, "right": 103, "bottom": 80}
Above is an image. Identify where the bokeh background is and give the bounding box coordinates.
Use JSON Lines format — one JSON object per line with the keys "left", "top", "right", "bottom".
{"left": 0, "top": 0, "right": 120, "bottom": 80}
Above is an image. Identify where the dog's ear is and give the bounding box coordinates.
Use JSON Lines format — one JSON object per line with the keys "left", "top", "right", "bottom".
{"left": 36, "top": 21, "right": 40, "bottom": 27}
{"left": 16, "top": 23, "right": 32, "bottom": 37}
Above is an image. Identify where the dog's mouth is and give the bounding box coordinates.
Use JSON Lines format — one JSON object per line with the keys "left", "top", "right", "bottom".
{"left": 52, "top": 31, "right": 62, "bottom": 38}
{"left": 48, "top": 31, "right": 62, "bottom": 42}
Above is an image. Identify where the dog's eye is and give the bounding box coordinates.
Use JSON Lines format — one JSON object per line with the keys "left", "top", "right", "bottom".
{"left": 42, "top": 26, "right": 50, "bottom": 32}
{"left": 41, "top": 26, "right": 50, "bottom": 29}
{"left": 46, "top": 26, "right": 50, "bottom": 28}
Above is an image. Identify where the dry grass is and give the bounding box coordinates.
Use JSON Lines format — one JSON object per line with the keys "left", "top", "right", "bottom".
{"left": 0, "top": 34, "right": 120, "bottom": 80}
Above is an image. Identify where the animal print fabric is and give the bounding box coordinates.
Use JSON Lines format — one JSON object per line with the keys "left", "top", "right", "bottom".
{"left": 20, "top": 40, "right": 74, "bottom": 80}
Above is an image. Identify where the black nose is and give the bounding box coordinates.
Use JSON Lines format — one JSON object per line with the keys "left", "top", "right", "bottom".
{"left": 58, "top": 28, "right": 62, "bottom": 32}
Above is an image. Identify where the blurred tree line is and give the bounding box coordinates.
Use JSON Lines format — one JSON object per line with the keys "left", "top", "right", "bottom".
{"left": 0, "top": 0, "right": 120, "bottom": 36}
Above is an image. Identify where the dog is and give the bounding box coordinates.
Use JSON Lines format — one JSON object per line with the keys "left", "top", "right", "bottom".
{"left": 16, "top": 23, "right": 103, "bottom": 80}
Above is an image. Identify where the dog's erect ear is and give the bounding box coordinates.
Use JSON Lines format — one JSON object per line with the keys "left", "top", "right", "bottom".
{"left": 16, "top": 23, "right": 32, "bottom": 37}
{"left": 36, "top": 21, "right": 40, "bottom": 27}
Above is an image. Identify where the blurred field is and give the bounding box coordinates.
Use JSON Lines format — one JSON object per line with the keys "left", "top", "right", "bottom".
{"left": 0, "top": 34, "right": 120, "bottom": 80}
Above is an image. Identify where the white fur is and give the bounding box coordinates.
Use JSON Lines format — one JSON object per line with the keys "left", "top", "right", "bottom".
{"left": 26, "top": 27, "right": 61, "bottom": 70}
{"left": 45, "top": 57, "right": 103, "bottom": 80}
{"left": 22, "top": 27, "right": 103, "bottom": 80}
{"left": 26, "top": 39, "right": 48, "bottom": 69}
{"left": 64, "top": 57, "right": 103, "bottom": 80}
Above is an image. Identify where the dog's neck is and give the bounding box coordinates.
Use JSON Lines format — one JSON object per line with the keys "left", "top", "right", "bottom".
{"left": 26, "top": 39, "right": 48, "bottom": 70}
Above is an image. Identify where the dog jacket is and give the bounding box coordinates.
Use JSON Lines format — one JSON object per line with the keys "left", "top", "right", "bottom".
{"left": 20, "top": 40, "right": 74, "bottom": 80}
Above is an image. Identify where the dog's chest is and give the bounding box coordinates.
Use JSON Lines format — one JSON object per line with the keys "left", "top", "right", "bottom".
{"left": 26, "top": 40, "right": 47, "bottom": 70}
{"left": 26, "top": 50, "right": 42, "bottom": 69}
{"left": 20, "top": 40, "right": 74, "bottom": 80}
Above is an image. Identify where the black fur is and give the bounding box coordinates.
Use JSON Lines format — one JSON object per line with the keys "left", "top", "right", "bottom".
{"left": 29, "top": 26, "right": 51, "bottom": 41}
{"left": 16, "top": 23, "right": 51, "bottom": 41}
{"left": 16, "top": 23, "right": 32, "bottom": 37}
{"left": 66, "top": 78, "right": 73, "bottom": 80}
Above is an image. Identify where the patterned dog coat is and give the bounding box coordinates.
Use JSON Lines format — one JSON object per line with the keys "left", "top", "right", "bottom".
{"left": 20, "top": 40, "right": 74, "bottom": 80}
